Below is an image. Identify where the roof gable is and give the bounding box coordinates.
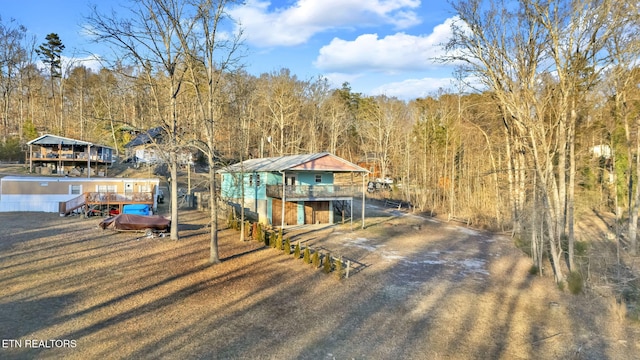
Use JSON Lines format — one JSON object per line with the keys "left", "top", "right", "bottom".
{"left": 27, "top": 134, "right": 112, "bottom": 148}
{"left": 222, "top": 153, "right": 368, "bottom": 173}
{"left": 124, "top": 127, "right": 165, "bottom": 148}
{"left": 288, "top": 154, "right": 367, "bottom": 172}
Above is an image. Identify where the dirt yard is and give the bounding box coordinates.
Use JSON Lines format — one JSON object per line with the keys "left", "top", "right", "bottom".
{"left": 1, "top": 201, "right": 640, "bottom": 359}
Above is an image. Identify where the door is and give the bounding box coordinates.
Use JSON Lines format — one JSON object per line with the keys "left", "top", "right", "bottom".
{"left": 285, "top": 175, "right": 297, "bottom": 186}
{"left": 272, "top": 198, "right": 298, "bottom": 226}
{"left": 124, "top": 182, "right": 134, "bottom": 194}
{"left": 304, "top": 201, "right": 330, "bottom": 224}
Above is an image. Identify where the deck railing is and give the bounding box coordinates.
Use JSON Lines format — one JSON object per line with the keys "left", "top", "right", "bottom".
{"left": 58, "top": 193, "right": 87, "bottom": 215}
{"left": 266, "top": 185, "right": 362, "bottom": 199}
{"left": 29, "top": 152, "right": 112, "bottom": 162}
{"left": 85, "top": 192, "right": 154, "bottom": 204}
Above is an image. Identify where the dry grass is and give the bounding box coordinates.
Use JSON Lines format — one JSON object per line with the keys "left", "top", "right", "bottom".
{"left": 1, "top": 203, "right": 640, "bottom": 359}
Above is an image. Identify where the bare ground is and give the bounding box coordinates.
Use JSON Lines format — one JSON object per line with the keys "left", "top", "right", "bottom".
{"left": 1, "top": 201, "right": 640, "bottom": 359}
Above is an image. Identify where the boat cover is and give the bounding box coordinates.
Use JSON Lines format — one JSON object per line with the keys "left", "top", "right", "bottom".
{"left": 99, "top": 214, "right": 171, "bottom": 231}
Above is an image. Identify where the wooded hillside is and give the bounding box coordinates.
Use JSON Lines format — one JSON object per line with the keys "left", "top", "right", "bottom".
{"left": 1, "top": 0, "right": 640, "bottom": 287}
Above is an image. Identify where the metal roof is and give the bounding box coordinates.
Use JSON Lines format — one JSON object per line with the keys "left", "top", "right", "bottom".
{"left": 1, "top": 175, "right": 159, "bottom": 183}
{"left": 124, "top": 127, "right": 165, "bottom": 148}
{"left": 27, "top": 134, "right": 113, "bottom": 148}
{"left": 220, "top": 152, "right": 369, "bottom": 173}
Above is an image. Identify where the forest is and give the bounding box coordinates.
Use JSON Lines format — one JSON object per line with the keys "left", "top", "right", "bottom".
{"left": 0, "top": 0, "right": 639, "bottom": 286}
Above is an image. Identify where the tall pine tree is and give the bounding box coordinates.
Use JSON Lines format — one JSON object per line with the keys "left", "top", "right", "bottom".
{"left": 36, "top": 33, "right": 64, "bottom": 78}
{"left": 36, "top": 33, "right": 65, "bottom": 133}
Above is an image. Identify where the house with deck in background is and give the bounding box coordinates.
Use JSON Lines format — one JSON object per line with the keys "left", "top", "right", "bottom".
{"left": 27, "top": 134, "right": 114, "bottom": 177}
{"left": 0, "top": 176, "right": 160, "bottom": 215}
{"left": 219, "top": 152, "right": 369, "bottom": 228}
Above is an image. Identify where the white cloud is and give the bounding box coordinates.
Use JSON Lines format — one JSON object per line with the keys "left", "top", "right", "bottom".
{"left": 370, "top": 77, "right": 454, "bottom": 100}
{"left": 230, "top": 0, "right": 421, "bottom": 47}
{"left": 314, "top": 16, "right": 457, "bottom": 73}
{"left": 322, "top": 72, "right": 364, "bottom": 89}
{"left": 46, "top": 55, "right": 103, "bottom": 76}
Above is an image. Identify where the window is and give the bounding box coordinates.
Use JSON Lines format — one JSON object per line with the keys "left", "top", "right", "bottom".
{"left": 97, "top": 185, "right": 116, "bottom": 193}
{"left": 70, "top": 185, "right": 82, "bottom": 195}
{"left": 315, "top": 174, "right": 322, "bottom": 183}
{"left": 249, "top": 174, "right": 260, "bottom": 186}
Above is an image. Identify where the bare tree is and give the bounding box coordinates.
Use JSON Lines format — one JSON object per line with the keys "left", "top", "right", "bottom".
{"left": 531, "top": 0, "right": 615, "bottom": 271}
{"left": 446, "top": 0, "right": 566, "bottom": 282}
{"left": 257, "top": 69, "right": 304, "bottom": 156}
{"left": 172, "top": 0, "right": 243, "bottom": 263}
{"left": 0, "top": 16, "right": 27, "bottom": 142}
{"left": 604, "top": 1, "right": 640, "bottom": 255}
{"left": 86, "top": 0, "right": 194, "bottom": 240}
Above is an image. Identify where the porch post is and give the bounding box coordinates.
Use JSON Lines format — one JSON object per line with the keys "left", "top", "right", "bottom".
{"left": 362, "top": 173, "right": 366, "bottom": 229}
{"left": 87, "top": 144, "right": 91, "bottom": 178}
{"left": 350, "top": 197, "right": 353, "bottom": 228}
{"left": 28, "top": 144, "right": 33, "bottom": 173}
{"left": 281, "top": 171, "right": 286, "bottom": 229}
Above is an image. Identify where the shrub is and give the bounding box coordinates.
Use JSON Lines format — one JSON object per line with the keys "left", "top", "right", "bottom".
{"left": 323, "top": 253, "right": 332, "bottom": 273}
{"left": 528, "top": 265, "right": 539, "bottom": 276}
{"left": 265, "top": 232, "right": 272, "bottom": 247}
{"left": 0, "top": 137, "right": 23, "bottom": 162}
{"left": 284, "top": 238, "right": 291, "bottom": 255}
{"left": 294, "top": 242, "right": 301, "bottom": 258}
{"left": 513, "top": 235, "right": 532, "bottom": 257}
{"left": 244, "top": 221, "right": 251, "bottom": 239}
{"left": 574, "top": 241, "right": 589, "bottom": 257}
{"left": 303, "top": 247, "right": 311, "bottom": 264}
{"left": 227, "top": 210, "right": 235, "bottom": 228}
{"left": 312, "top": 251, "right": 320, "bottom": 268}
{"left": 567, "top": 271, "right": 583, "bottom": 294}
{"left": 335, "top": 257, "right": 343, "bottom": 279}
{"left": 256, "top": 224, "right": 264, "bottom": 243}
{"left": 251, "top": 222, "right": 258, "bottom": 240}
{"left": 276, "top": 234, "right": 283, "bottom": 251}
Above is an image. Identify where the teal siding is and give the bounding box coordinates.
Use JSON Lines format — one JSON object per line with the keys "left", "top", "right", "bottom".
{"left": 266, "top": 172, "right": 282, "bottom": 185}
{"left": 297, "top": 201, "right": 304, "bottom": 225}
{"left": 221, "top": 173, "right": 241, "bottom": 199}
{"left": 221, "top": 172, "right": 268, "bottom": 200}
{"left": 222, "top": 170, "right": 338, "bottom": 226}
{"left": 296, "top": 172, "right": 333, "bottom": 185}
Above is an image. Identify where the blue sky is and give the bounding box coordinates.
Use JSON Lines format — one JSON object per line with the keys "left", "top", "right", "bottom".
{"left": 2, "top": 0, "right": 459, "bottom": 100}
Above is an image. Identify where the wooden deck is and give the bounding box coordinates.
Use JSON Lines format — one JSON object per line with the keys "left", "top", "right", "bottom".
{"left": 59, "top": 192, "right": 155, "bottom": 216}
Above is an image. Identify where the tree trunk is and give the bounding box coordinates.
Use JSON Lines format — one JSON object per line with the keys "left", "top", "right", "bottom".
{"left": 209, "top": 151, "right": 220, "bottom": 263}
{"left": 567, "top": 106, "right": 577, "bottom": 270}
{"left": 631, "top": 118, "right": 640, "bottom": 255}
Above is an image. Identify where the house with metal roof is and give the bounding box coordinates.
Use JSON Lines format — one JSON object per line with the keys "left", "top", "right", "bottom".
{"left": 26, "top": 134, "right": 114, "bottom": 177}
{"left": 219, "top": 152, "right": 369, "bottom": 227}
{"left": 124, "top": 126, "right": 194, "bottom": 165}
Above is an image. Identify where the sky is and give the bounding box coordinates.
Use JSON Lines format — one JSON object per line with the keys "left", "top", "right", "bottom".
{"left": 1, "top": 0, "right": 460, "bottom": 100}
